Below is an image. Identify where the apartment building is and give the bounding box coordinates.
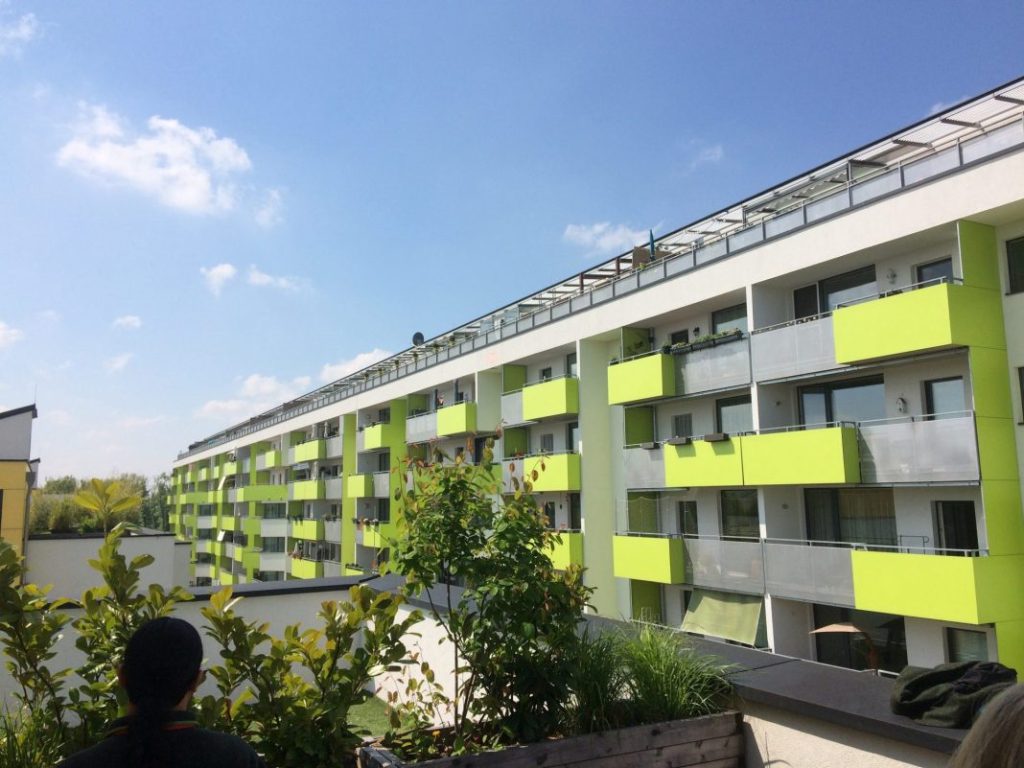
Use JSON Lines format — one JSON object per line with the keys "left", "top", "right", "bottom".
{"left": 0, "top": 404, "right": 38, "bottom": 557}
{"left": 171, "top": 77, "right": 1024, "bottom": 676}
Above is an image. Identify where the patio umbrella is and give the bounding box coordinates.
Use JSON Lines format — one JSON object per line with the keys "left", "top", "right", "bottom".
{"left": 810, "top": 622, "right": 880, "bottom": 671}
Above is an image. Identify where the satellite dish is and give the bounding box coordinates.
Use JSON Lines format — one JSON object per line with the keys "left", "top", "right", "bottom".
{"left": 412, "top": 331, "right": 425, "bottom": 346}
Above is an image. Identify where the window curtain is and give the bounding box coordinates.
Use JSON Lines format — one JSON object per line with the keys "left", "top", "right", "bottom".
{"left": 682, "top": 589, "right": 766, "bottom": 647}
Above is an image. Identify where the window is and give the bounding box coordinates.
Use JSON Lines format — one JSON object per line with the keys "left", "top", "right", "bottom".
{"left": 793, "top": 284, "right": 819, "bottom": 319}
{"left": 799, "top": 376, "right": 885, "bottom": 426}
{"left": 805, "top": 488, "right": 896, "bottom": 547}
{"left": 324, "top": 543, "right": 342, "bottom": 562}
{"left": 947, "top": 628, "right": 989, "bottom": 662}
{"left": 1008, "top": 237, "right": 1024, "bottom": 294}
{"left": 569, "top": 493, "right": 582, "bottom": 529}
{"left": 263, "top": 537, "right": 286, "bottom": 553}
{"left": 720, "top": 490, "right": 758, "bottom": 539}
{"left": 711, "top": 304, "right": 748, "bottom": 335}
{"left": 376, "top": 498, "right": 390, "bottom": 523}
{"left": 542, "top": 501, "right": 555, "bottom": 529}
{"left": 540, "top": 433, "right": 555, "bottom": 453}
{"left": 813, "top": 605, "right": 907, "bottom": 673}
{"left": 924, "top": 377, "right": 965, "bottom": 419}
{"left": 678, "top": 501, "right": 698, "bottom": 536}
{"left": 377, "top": 451, "right": 390, "bottom": 472}
{"left": 935, "top": 501, "right": 979, "bottom": 553}
{"left": 566, "top": 422, "right": 579, "bottom": 452}
{"left": 670, "top": 329, "right": 690, "bottom": 346}
{"left": 378, "top": 407, "right": 390, "bottom": 423}
{"left": 716, "top": 395, "right": 752, "bottom": 434}
{"left": 566, "top": 352, "right": 578, "bottom": 378}
{"left": 916, "top": 257, "right": 954, "bottom": 285}
{"left": 818, "top": 265, "right": 876, "bottom": 311}
{"left": 540, "top": 367, "right": 553, "bottom": 381}
{"left": 672, "top": 413, "right": 693, "bottom": 439}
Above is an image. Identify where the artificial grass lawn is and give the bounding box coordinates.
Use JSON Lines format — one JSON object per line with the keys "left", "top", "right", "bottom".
{"left": 351, "top": 695, "right": 390, "bottom": 739}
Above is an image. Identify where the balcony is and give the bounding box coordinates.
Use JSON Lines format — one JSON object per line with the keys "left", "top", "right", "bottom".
{"left": 622, "top": 445, "right": 666, "bottom": 489}
{"left": 741, "top": 426, "right": 860, "bottom": 486}
{"left": 194, "top": 539, "right": 212, "bottom": 554}
{"left": 220, "top": 570, "right": 236, "bottom": 586}
{"left": 503, "top": 453, "right": 581, "bottom": 493}
{"left": 858, "top": 414, "right": 979, "bottom": 483}
{"left": 521, "top": 377, "right": 579, "bottom": 421}
{"left": 242, "top": 516, "right": 261, "bottom": 537}
{"left": 255, "top": 450, "right": 281, "bottom": 471}
{"left": 242, "top": 549, "right": 261, "bottom": 572}
{"left": 289, "top": 479, "right": 325, "bottom": 501}
{"left": 360, "top": 522, "right": 396, "bottom": 549}
{"left": 235, "top": 484, "right": 287, "bottom": 503}
{"left": 197, "top": 467, "right": 210, "bottom": 482}
{"left": 222, "top": 461, "right": 238, "bottom": 476}
{"left": 196, "top": 515, "right": 216, "bottom": 529}
{"left": 751, "top": 315, "right": 838, "bottom": 382}
{"left": 347, "top": 474, "right": 373, "bottom": 498}
{"left": 851, "top": 550, "right": 1024, "bottom": 624}
{"left": 261, "top": 517, "right": 288, "bottom": 538}
{"left": 608, "top": 353, "right": 675, "bottom": 405}
{"left": 325, "top": 519, "right": 341, "bottom": 541}
{"left": 548, "top": 531, "right": 584, "bottom": 570}
{"left": 325, "top": 435, "right": 343, "bottom": 457}
{"left": 325, "top": 477, "right": 343, "bottom": 499}
{"left": 612, "top": 534, "right": 685, "bottom": 584}
{"left": 763, "top": 540, "right": 855, "bottom": 607}
{"left": 293, "top": 439, "right": 326, "bottom": 463}
{"left": 676, "top": 334, "right": 751, "bottom": 395}
{"left": 290, "top": 558, "right": 324, "bottom": 579}
{"left": 359, "top": 422, "right": 392, "bottom": 451}
{"left": 437, "top": 402, "right": 477, "bottom": 437}
{"left": 260, "top": 552, "right": 287, "bottom": 572}
{"left": 833, "top": 282, "right": 998, "bottom": 364}
{"left": 682, "top": 536, "right": 764, "bottom": 595}
{"left": 664, "top": 438, "right": 743, "bottom": 488}
{"left": 405, "top": 411, "right": 438, "bottom": 444}
{"left": 219, "top": 515, "right": 238, "bottom": 532}
{"left": 291, "top": 518, "right": 325, "bottom": 540}
{"left": 501, "top": 390, "right": 524, "bottom": 426}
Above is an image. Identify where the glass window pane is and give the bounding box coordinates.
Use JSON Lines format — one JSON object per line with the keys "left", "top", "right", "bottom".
{"left": 831, "top": 379, "right": 885, "bottom": 423}
{"left": 716, "top": 395, "right": 752, "bottom": 434}
{"left": 925, "top": 377, "right": 965, "bottom": 419}
{"left": 670, "top": 329, "right": 690, "bottom": 345}
{"left": 838, "top": 488, "right": 896, "bottom": 547}
{"left": 1008, "top": 238, "right": 1024, "bottom": 294}
{"left": 794, "top": 284, "right": 819, "bottom": 319}
{"left": 673, "top": 413, "right": 693, "bottom": 438}
{"left": 721, "top": 489, "right": 758, "bottom": 538}
{"left": 936, "top": 501, "right": 979, "bottom": 552}
{"left": 678, "top": 501, "right": 698, "bottom": 536}
{"left": 819, "top": 266, "right": 877, "bottom": 310}
{"left": 805, "top": 488, "right": 837, "bottom": 542}
{"left": 947, "top": 628, "right": 989, "bottom": 662}
{"left": 800, "top": 389, "right": 829, "bottom": 426}
{"left": 712, "top": 304, "right": 748, "bottom": 335}
{"left": 916, "top": 258, "right": 953, "bottom": 285}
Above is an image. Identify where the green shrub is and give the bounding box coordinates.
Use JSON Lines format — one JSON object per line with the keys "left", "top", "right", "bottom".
{"left": 620, "top": 624, "right": 732, "bottom": 724}
{"left": 562, "top": 630, "right": 631, "bottom": 734}
{"left": 0, "top": 707, "right": 65, "bottom": 768}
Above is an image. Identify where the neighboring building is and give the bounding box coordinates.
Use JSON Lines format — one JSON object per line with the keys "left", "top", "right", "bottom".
{"left": 171, "top": 77, "right": 1024, "bottom": 676}
{"left": 0, "top": 405, "right": 38, "bottom": 556}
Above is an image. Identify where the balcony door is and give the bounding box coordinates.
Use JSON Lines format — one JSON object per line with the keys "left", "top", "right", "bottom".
{"left": 799, "top": 376, "right": 885, "bottom": 427}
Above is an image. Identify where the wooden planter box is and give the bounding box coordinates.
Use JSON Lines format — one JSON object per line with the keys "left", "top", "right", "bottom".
{"left": 359, "top": 710, "right": 743, "bottom": 767}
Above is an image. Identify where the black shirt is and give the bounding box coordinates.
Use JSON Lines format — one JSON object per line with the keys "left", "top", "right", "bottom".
{"left": 58, "top": 712, "right": 267, "bottom": 768}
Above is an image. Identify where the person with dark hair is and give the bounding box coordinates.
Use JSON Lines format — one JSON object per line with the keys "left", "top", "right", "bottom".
{"left": 59, "top": 617, "right": 265, "bottom": 768}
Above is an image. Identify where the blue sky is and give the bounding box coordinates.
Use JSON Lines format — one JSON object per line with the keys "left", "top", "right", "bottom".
{"left": 1, "top": 1, "right": 1022, "bottom": 479}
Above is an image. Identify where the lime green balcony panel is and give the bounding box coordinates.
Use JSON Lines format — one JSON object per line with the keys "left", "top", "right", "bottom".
{"left": 220, "top": 516, "right": 238, "bottom": 532}
{"left": 220, "top": 571, "right": 236, "bottom": 586}
{"left": 613, "top": 535, "right": 685, "bottom": 584}
{"left": 293, "top": 440, "right": 326, "bottom": 463}
{"left": 183, "top": 513, "right": 197, "bottom": 530}
{"left": 347, "top": 474, "right": 374, "bottom": 498}
{"left": 362, "top": 523, "right": 396, "bottom": 550}
{"left": 522, "top": 378, "right": 579, "bottom": 421}
{"left": 608, "top": 354, "right": 675, "bottom": 405}
{"left": 291, "top": 558, "right": 324, "bottom": 579}
{"left": 291, "top": 479, "right": 325, "bottom": 501}
{"left": 292, "top": 519, "right": 325, "bottom": 540}
{"left": 522, "top": 454, "right": 581, "bottom": 492}
{"left": 549, "top": 531, "right": 584, "bottom": 571}
{"left": 437, "top": 402, "right": 477, "bottom": 437}
{"left": 242, "top": 516, "right": 261, "bottom": 537}
{"left": 852, "top": 551, "right": 1024, "bottom": 624}
{"left": 742, "top": 427, "right": 860, "bottom": 486}
{"left": 223, "top": 461, "right": 238, "bottom": 476}
{"left": 185, "top": 469, "right": 199, "bottom": 483}
{"left": 210, "top": 542, "right": 223, "bottom": 558}
{"left": 236, "top": 485, "right": 287, "bottom": 503}
{"left": 344, "top": 566, "right": 367, "bottom": 577}
{"left": 664, "top": 439, "right": 744, "bottom": 487}
{"left": 833, "top": 283, "right": 1003, "bottom": 364}
{"left": 198, "top": 467, "right": 210, "bottom": 482}
{"left": 233, "top": 545, "right": 245, "bottom": 562}
{"left": 363, "top": 423, "right": 391, "bottom": 450}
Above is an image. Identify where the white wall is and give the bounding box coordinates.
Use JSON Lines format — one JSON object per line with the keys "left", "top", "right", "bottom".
{"left": 904, "top": 617, "right": 998, "bottom": 668}
{"left": 0, "top": 409, "right": 33, "bottom": 460}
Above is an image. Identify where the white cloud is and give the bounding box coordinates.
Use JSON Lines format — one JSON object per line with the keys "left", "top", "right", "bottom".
{"left": 113, "top": 314, "right": 142, "bottom": 329}
{"left": 118, "top": 415, "right": 164, "bottom": 429}
{"left": 319, "top": 348, "right": 391, "bottom": 383}
{"left": 56, "top": 102, "right": 253, "bottom": 215}
{"left": 200, "top": 263, "right": 237, "bottom": 296}
{"left": 563, "top": 222, "right": 649, "bottom": 256}
{"left": 0, "top": 321, "right": 24, "bottom": 348}
{"left": 255, "top": 188, "right": 284, "bottom": 228}
{"left": 197, "top": 372, "right": 313, "bottom": 421}
{"left": 104, "top": 353, "right": 132, "bottom": 373}
{"left": 0, "top": 5, "right": 39, "bottom": 58}
{"left": 690, "top": 143, "right": 724, "bottom": 169}
{"left": 247, "top": 265, "right": 300, "bottom": 291}
{"left": 37, "top": 309, "right": 60, "bottom": 323}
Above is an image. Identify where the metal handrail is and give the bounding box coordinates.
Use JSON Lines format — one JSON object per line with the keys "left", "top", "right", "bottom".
{"left": 502, "top": 373, "right": 578, "bottom": 395}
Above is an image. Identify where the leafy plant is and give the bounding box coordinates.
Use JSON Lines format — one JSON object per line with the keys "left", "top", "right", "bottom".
{"left": 561, "top": 630, "right": 631, "bottom": 734}
{"left": 196, "top": 584, "right": 418, "bottom": 768}
{"left": 72, "top": 478, "right": 142, "bottom": 533}
{"left": 0, "top": 707, "right": 66, "bottom": 768}
{"left": 387, "top": 444, "right": 591, "bottom": 754}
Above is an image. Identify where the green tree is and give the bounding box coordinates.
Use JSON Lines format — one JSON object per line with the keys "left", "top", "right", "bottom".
{"left": 388, "top": 445, "right": 591, "bottom": 751}
{"left": 41, "top": 476, "right": 78, "bottom": 495}
{"left": 29, "top": 495, "right": 83, "bottom": 533}
{"left": 71, "top": 479, "right": 142, "bottom": 534}
{"left": 137, "top": 472, "right": 171, "bottom": 531}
